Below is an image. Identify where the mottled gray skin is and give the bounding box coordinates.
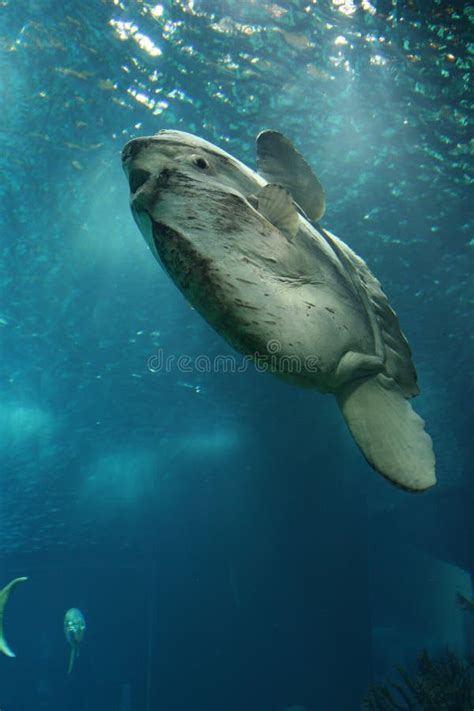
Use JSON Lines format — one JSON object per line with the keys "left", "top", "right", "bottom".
{"left": 122, "top": 130, "right": 435, "bottom": 491}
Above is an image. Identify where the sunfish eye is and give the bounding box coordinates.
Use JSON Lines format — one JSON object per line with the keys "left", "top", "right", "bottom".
{"left": 192, "top": 155, "right": 210, "bottom": 170}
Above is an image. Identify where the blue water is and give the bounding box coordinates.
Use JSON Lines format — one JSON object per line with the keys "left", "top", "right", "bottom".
{"left": 0, "top": 1, "right": 472, "bottom": 709}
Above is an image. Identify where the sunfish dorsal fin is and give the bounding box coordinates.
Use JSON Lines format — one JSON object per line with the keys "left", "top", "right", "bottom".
{"left": 256, "top": 130, "right": 325, "bottom": 222}
{"left": 0, "top": 576, "right": 28, "bottom": 658}
{"left": 257, "top": 184, "right": 299, "bottom": 240}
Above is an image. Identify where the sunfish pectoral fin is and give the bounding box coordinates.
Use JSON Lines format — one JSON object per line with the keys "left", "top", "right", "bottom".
{"left": 257, "top": 184, "right": 299, "bottom": 240}
{"left": 336, "top": 374, "right": 436, "bottom": 492}
{"left": 0, "top": 576, "right": 28, "bottom": 658}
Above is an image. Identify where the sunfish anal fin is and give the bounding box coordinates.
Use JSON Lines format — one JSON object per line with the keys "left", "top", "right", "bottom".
{"left": 0, "top": 576, "right": 28, "bottom": 658}
{"left": 257, "top": 184, "right": 299, "bottom": 240}
{"left": 336, "top": 374, "right": 436, "bottom": 492}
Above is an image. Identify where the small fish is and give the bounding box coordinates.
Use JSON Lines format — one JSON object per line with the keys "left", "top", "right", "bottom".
{"left": 0, "top": 576, "right": 28, "bottom": 658}
{"left": 64, "top": 607, "right": 86, "bottom": 673}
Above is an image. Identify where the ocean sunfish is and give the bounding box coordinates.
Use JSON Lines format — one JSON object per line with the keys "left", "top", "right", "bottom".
{"left": 0, "top": 576, "right": 28, "bottom": 657}
{"left": 122, "top": 129, "right": 435, "bottom": 492}
{"left": 64, "top": 607, "right": 86, "bottom": 673}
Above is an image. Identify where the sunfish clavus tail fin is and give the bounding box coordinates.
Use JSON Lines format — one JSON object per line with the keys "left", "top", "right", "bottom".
{"left": 336, "top": 375, "right": 436, "bottom": 492}
{"left": 0, "top": 576, "right": 28, "bottom": 658}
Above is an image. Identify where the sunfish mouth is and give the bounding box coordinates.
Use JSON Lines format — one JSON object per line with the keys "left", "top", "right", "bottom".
{"left": 122, "top": 137, "right": 158, "bottom": 204}
{"left": 122, "top": 138, "right": 172, "bottom": 212}
{"left": 121, "top": 136, "right": 152, "bottom": 166}
{"left": 128, "top": 167, "right": 174, "bottom": 214}
{"left": 128, "top": 168, "right": 151, "bottom": 194}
